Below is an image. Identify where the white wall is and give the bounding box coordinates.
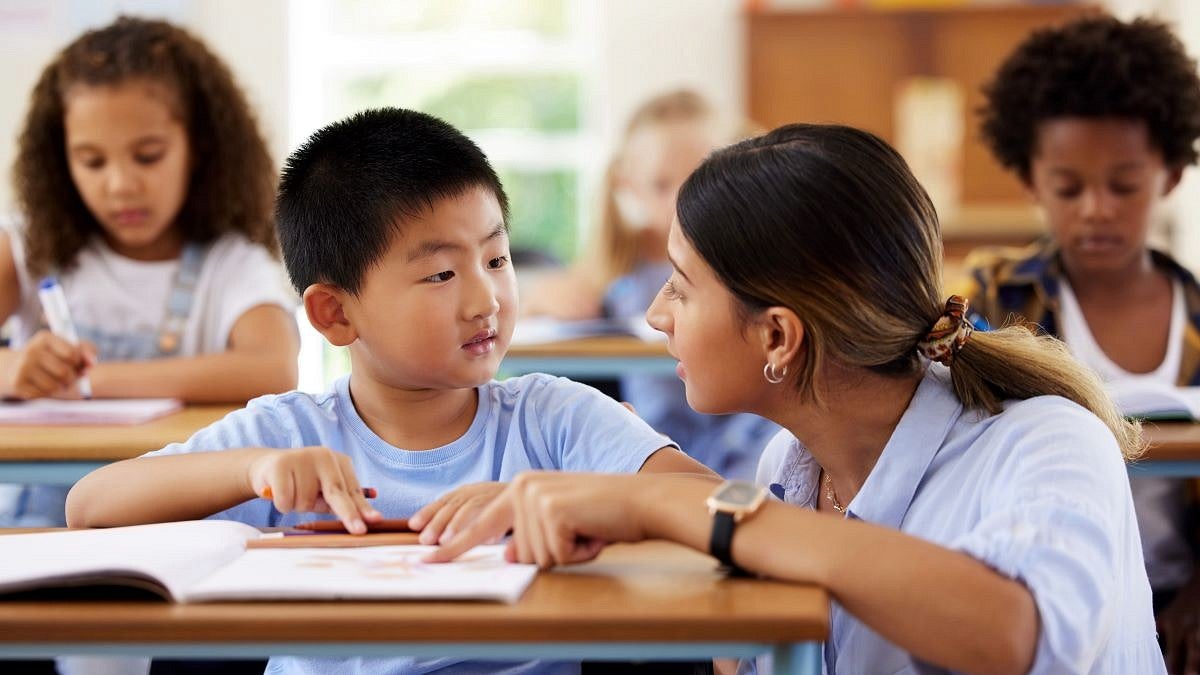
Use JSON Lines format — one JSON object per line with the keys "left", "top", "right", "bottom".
{"left": 0, "top": 1, "right": 76, "bottom": 219}
{"left": 1171, "top": 1, "right": 1200, "bottom": 269}
{"left": 593, "top": 0, "right": 744, "bottom": 146}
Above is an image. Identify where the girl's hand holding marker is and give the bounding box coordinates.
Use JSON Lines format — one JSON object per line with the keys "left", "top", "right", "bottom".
{"left": 2, "top": 277, "right": 97, "bottom": 400}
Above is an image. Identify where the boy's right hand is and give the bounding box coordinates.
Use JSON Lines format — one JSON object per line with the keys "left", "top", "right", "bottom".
{"left": 246, "top": 446, "right": 381, "bottom": 534}
{"left": 1, "top": 330, "right": 94, "bottom": 400}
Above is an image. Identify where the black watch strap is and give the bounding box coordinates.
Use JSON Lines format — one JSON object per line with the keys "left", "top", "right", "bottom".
{"left": 709, "top": 510, "right": 750, "bottom": 577}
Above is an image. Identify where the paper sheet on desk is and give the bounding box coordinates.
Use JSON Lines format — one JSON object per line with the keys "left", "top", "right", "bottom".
{"left": 511, "top": 317, "right": 665, "bottom": 346}
{"left": 0, "top": 398, "right": 182, "bottom": 425}
{"left": 184, "top": 544, "right": 536, "bottom": 603}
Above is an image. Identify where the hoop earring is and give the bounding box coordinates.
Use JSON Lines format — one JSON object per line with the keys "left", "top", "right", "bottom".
{"left": 763, "top": 362, "right": 786, "bottom": 385}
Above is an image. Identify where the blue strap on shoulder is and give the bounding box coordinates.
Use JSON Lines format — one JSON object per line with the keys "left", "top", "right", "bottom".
{"left": 157, "top": 242, "right": 209, "bottom": 356}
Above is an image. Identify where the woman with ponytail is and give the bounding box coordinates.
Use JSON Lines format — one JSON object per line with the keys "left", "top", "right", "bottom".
{"left": 428, "top": 124, "right": 1162, "bottom": 674}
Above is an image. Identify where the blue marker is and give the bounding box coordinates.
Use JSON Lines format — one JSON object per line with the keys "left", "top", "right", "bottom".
{"left": 768, "top": 483, "right": 786, "bottom": 501}
{"left": 37, "top": 277, "right": 93, "bottom": 399}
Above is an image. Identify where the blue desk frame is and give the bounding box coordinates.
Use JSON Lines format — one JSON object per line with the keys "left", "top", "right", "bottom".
{"left": 1127, "top": 461, "right": 1200, "bottom": 477}
{"left": 1, "top": 461, "right": 105, "bottom": 485}
{"left": 0, "top": 641, "right": 822, "bottom": 674}
{"left": 501, "top": 354, "right": 678, "bottom": 378}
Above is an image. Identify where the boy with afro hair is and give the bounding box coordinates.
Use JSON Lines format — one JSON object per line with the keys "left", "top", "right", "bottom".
{"left": 963, "top": 14, "right": 1200, "bottom": 672}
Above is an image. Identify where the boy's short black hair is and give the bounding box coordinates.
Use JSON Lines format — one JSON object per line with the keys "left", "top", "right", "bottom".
{"left": 276, "top": 108, "right": 509, "bottom": 294}
{"left": 980, "top": 15, "right": 1200, "bottom": 181}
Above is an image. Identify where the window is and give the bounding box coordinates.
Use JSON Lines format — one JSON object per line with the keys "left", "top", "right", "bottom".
{"left": 288, "top": 0, "right": 599, "bottom": 391}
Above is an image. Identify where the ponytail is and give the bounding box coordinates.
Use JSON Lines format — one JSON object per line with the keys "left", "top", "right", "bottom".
{"left": 950, "top": 325, "right": 1144, "bottom": 460}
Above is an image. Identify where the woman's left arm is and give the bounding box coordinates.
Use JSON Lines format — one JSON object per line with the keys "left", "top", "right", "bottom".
{"left": 85, "top": 304, "right": 299, "bottom": 402}
{"left": 663, "top": 480, "right": 1038, "bottom": 675}
{"left": 433, "top": 472, "right": 1037, "bottom": 675}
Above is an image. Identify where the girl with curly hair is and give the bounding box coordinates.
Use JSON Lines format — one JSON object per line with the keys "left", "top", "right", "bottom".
{"left": 964, "top": 15, "right": 1200, "bottom": 672}
{"left": 0, "top": 16, "right": 298, "bottom": 528}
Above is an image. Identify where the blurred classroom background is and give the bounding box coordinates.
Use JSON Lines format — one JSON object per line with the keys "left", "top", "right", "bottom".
{"left": 0, "top": 0, "right": 1194, "bottom": 390}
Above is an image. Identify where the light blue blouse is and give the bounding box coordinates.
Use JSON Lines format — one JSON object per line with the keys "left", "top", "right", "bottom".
{"left": 756, "top": 365, "right": 1164, "bottom": 674}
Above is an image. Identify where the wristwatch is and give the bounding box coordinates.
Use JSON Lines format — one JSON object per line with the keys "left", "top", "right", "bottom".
{"left": 705, "top": 480, "right": 768, "bottom": 576}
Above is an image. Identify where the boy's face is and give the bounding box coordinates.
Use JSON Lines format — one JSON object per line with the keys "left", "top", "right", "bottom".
{"left": 1026, "top": 117, "right": 1181, "bottom": 276}
{"left": 343, "top": 187, "right": 516, "bottom": 391}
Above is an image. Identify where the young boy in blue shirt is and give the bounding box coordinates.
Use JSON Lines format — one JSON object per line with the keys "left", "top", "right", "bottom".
{"left": 67, "top": 108, "right": 713, "bottom": 675}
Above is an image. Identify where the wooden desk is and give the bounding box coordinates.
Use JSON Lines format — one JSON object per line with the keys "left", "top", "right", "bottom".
{"left": 504, "top": 337, "right": 676, "bottom": 377}
{"left": 0, "top": 540, "right": 828, "bottom": 673}
{"left": 1132, "top": 422, "right": 1200, "bottom": 477}
{"left": 0, "top": 406, "right": 236, "bottom": 485}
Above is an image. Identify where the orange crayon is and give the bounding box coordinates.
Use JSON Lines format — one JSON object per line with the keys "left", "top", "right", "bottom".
{"left": 260, "top": 486, "right": 377, "bottom": 500}
{"left": 293, "top": 518, "right": 412, "bottom": 533}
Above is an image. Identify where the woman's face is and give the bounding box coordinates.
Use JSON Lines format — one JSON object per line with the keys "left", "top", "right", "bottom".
{"left": 1025, "top": 117, "right": 1180, "bottom": 277}
{"left": 645, "top": 218, "right": 771, "bottom": 415}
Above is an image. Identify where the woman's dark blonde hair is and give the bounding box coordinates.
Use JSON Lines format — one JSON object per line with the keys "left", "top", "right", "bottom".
{"left": 677, "top": 123, "right": 1141, "bottom": 459}
{"left": 13, "top": 15, "right": 277, "bottom": 277}
{"left": 584, "top": 89, "right": 717, "bottom": 290}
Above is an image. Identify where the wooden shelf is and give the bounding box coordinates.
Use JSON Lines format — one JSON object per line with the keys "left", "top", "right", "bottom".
{"left": 746, "top": 2, "right": 1093, "bottom": 225}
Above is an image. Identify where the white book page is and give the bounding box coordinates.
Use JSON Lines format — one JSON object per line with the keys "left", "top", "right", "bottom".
{"left": 0, "top": 520, "right": 260, "bottom": 601}
{"left": 0, "top": 398, "right": 183, "bottom": 425}
{"left": 1106, "top": 382, "right": 1200, "bottom": 419}
{"left": 183, "top": 544, "right": 537, "bottom": 604}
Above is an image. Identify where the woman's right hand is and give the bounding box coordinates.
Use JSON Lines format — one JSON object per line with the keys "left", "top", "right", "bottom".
{"left": 1, "top": 330, "right": 94, "bottom": 399}
{"left": 246, "top": 446, "right": 381, "bottom": 533}
{"left": 426, "top": 472, "right": 654, "bottom": 567}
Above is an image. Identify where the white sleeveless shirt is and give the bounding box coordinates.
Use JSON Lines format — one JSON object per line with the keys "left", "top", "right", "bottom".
{"left": 1059, "top": 278, "right": 1193, "bottom": 592}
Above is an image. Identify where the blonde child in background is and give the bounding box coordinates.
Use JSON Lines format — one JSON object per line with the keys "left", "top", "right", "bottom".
{"left": 525, "top": 90, "right": 777, "bottom": 480}
{"left": 0, "top": 16, "right": 298, "bottom": 529}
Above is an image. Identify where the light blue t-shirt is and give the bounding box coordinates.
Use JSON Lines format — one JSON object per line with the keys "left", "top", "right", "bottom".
{"left": 147, "top": 373, "right": 673, "bottom": 675}
{"left": 756, "top": 365, "right": 1164, "bottom": 675}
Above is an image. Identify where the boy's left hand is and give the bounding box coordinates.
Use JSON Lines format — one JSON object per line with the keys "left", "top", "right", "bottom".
{"left": 409, "top": 481, "right": 507, "bottom": 545}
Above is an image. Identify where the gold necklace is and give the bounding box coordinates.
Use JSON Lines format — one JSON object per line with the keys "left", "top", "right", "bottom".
{"left": 823, "top": 472, "right": 846, "bottom": 513}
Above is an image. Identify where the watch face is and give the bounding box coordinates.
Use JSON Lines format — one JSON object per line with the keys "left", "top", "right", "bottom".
{"left": 714, "top": 481, "right": 762, "bottom": 507}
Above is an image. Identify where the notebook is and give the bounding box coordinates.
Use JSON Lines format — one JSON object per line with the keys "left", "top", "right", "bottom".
{"left": 0, "top": 398, "right": 183, "bottom": 425}
{"left": 0, "top": 520, "right": 536, "bottom": 603}
{"left": 1106, "top": 382, "right": 1200, "bottom": 422}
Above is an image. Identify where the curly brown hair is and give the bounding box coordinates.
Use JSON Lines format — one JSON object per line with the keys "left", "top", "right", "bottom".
{"left": 980, "top": 14, "right": 1200, "bottom": 182}
{"left": 12, "top": 15, "right": 277, "bottom": 278}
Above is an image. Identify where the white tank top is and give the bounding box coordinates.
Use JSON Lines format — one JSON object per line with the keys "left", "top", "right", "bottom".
{"left": 1059, "top": 277, "right": 1192, "bottom": 591}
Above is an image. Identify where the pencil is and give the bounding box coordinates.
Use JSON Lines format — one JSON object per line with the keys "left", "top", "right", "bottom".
{"left": 259, "top": 486, "right": 377, "bottom": 500}
{"left": 292, "top": 518, "right": 413, "bottom": 533}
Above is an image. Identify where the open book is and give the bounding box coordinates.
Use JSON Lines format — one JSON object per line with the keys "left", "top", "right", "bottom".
{"left": 0, "top": 520, "right": 536, "bottom": 603}
{"left": 1106, "top": 381, "right": 1200, "bottom": 422}
{"left": 0, "top": 398, "right": 182, "bottom": 425}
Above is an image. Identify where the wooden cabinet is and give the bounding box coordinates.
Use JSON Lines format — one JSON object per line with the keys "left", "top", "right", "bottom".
{"left": 746, "top": 3, "right": 1092, "bottom": 239}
